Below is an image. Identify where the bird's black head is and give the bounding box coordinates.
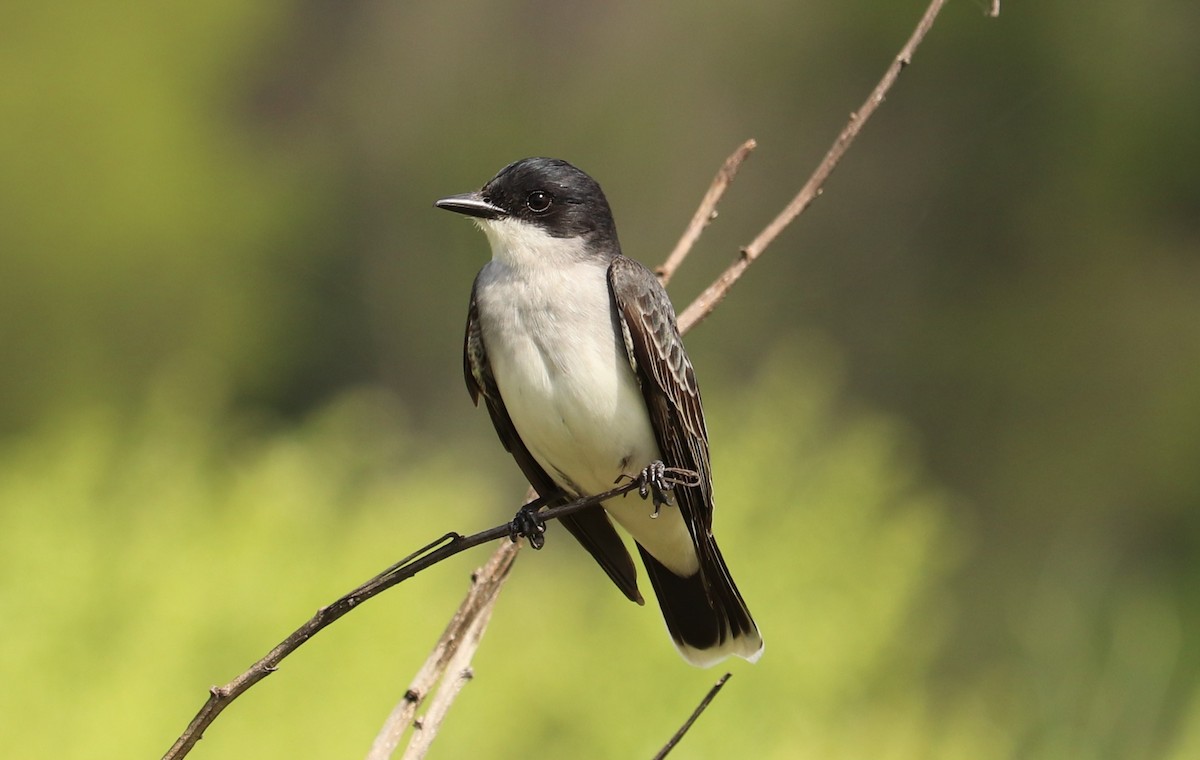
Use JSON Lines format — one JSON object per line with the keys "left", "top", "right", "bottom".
{"left": 436, "top": 158, "right": 619, "bottom": 250}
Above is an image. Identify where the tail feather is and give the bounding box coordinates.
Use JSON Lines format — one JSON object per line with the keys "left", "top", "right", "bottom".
{"left": 636, "top": 538, "right": 763, "bottom": 667}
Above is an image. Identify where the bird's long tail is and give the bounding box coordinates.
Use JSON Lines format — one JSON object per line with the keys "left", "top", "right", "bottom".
{"left": 636, "top": 537, "right": 763, "bottom": 667}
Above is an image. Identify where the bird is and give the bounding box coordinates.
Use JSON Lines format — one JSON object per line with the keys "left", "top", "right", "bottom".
{"left": 435, "top": 157, "right": 762, "bottom": 667}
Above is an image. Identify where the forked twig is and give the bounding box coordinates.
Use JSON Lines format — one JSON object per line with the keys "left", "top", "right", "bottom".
{"left": 365, "top": 542, "right": 516, "bottom": 760}
{"left": 398, "top": 601, "right": 489, "bottom": 760}
{"left": 678, "top": 0, "right": 953, "bottom": 334}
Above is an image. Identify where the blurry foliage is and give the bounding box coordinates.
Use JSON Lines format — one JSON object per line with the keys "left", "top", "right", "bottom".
{"left": 0, "top": 380, "right": 489, "bottom": 757}
{"left": 0, "top": 1, "right": 347, "bottom": 427}
{"left": 3, "top": 346, "right": 971, "bottom": 758}
{"left": 2, "top": 0, "right": 1198, "bottom": 757}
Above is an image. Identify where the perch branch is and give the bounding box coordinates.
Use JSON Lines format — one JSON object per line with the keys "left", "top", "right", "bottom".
{"left": 678, "top": 0, "right": 952, "bottom": 334}
{"left": 163, "top": 471, "right": 695, "bottom": 760}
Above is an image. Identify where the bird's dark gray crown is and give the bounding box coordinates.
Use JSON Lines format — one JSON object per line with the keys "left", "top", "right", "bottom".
{"left": 483, "top": 157, "right": 619, "bottom": 246}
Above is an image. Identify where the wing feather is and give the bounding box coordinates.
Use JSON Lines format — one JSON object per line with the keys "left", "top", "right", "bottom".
{"left": 606, "top": 257, "right": 714, "bottom": 540}
{"left": 608, "top": 256, "right": 761, "bottom": 650}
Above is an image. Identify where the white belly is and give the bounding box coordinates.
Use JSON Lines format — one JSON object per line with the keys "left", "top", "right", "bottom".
{"left": 476, "top": 258, "right": 699, "bottom": 575}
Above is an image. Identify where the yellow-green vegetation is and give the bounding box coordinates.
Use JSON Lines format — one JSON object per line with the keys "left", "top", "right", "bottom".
{"left": 1, "top": 349, "right": 968, "bottom": 759}
{"left": 3, "top": 0, "right": 1199, "bottom": 757}
{"left": 0, "top": 383, "right": 486, "bottom": 757}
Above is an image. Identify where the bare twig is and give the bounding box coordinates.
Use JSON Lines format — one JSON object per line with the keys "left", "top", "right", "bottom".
{"left": 678, "top": 0, "right": 953, "bottom": 334}
{"left": 651, "top": 673, "right": 732, "bottom": 759}
{"left": 365, "top": 543, "right": 516, "bottom": 760}
{"left": 163, "top": 473, "right": 689, "bottom": 760}
{"left": 402, "top": 656, "right": 475, "bottom": 760}
{"left": 399, "top": 589, "right": 496, "bottom": 760}
{"left": 657, "top": 139, "right": 757, "bottom": 287}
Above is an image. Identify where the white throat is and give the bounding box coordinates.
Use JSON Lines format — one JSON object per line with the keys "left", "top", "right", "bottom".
{"left": 479, "top": 217, "right": 593, "bottom": 272}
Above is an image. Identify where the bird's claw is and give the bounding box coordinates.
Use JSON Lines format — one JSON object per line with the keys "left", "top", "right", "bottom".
{"left": 510, "top": 504, "right": 546, "bottom": 550}
{"left": 613, "top": 460, "right": 675, "bottom": 517}
{"left": 615, "top": 462, "right": 701, "bottom": 517}
{"left": 639, "top": 460, "right": 673, "bottom": 516}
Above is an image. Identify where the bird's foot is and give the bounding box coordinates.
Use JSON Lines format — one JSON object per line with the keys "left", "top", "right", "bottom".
{"left": 613, "top": 461, "right": 672, "bottom": 518}
{"left": 509, "top": 497, "right": 548, "bottom": 550}
{"left": 640, "top": 460, "right": 673, "bottom": 514}
{"left": 616, "top": 463, "right": 702, "bottom": 517}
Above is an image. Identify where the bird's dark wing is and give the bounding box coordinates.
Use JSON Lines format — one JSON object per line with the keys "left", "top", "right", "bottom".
{"left": 607, "top": 255, "right": 714, "bottom": 537}
{"left": 608, "top": 256, "right": 761, "bottom": 653}
{"left": 464, "top": 276, "right": 642, "bottom": 604}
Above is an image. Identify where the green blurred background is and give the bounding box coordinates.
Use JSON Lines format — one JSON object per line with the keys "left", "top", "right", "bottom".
{"left": 2, "top": 1, "right": 1198, "bottom": 757}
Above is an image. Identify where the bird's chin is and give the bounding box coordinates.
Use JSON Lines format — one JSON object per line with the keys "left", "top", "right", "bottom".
{"left": 479, "top": 217, "right": 593, "bottom": 270}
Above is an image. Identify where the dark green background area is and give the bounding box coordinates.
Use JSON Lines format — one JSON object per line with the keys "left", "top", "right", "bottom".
{"left": 2, "top": 2, "right": 1197, "bottom": 757}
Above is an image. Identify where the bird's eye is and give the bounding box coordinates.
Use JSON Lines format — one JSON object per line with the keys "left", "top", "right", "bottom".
{"left": 526, "top": 190, "right": 552, "bottom": 213}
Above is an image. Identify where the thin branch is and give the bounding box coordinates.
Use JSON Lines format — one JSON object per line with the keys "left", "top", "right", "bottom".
{"left": 402, "top": 660, "right": 475, "bottom": 760}
{"left": 365, "top": 542, "right": 516, "bottom": 760}
{"left": 399, "top": 585, "right": 497, "bottom": 760}
{"left": 163, "top": 472, "right": 693, "bottom": 760}
{"left": 657, "top": 139, "right": 757, "bottom": 287}
{"left": 678, "top": 0, "right": 952, "bottom": 334}
{"left": 651, "top": 673, "right": 732, "bottom": 760}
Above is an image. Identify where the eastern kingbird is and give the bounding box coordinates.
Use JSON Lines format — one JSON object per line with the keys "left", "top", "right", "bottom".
{"left": 436, "top": 157, "right": 763, "bottom": 667}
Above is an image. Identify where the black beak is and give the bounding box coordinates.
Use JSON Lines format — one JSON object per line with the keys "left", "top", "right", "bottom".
{"left": 434, "top": 192, "right": 506, "bottom": 220}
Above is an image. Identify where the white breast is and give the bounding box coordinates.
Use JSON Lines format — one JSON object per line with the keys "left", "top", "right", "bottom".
{"left": 477, "top": 255, "right": 657, "bottom": 495}
{"left": 473, "top": 219, "right": 699, "bottom": 575}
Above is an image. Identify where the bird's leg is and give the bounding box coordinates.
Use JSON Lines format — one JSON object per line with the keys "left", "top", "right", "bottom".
{"left": 509, "top": 492, "right": 554, "bottom": 550}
